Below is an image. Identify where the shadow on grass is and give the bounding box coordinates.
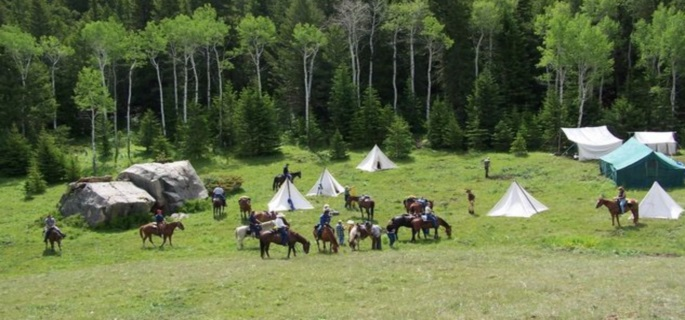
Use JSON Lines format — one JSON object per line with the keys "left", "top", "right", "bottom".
{"left": 42, "top": 249, "right": 62, "bottom": 256}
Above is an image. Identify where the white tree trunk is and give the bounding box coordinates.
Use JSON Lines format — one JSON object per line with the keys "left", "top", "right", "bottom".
{"left": 190, "top": 53, "right": 199, "bottom": 105}
{"left": 391, "top": 30, "right": 399, "bottom": 113}
{"left": 205, "top": 47, "right": 211, "bottom": 108}
{"left": 409, "top": 30, "right": 416, "bottom": 94}
{"left": 426, "top": 46, "right": 433, "bottom": 120}
{"left": 126, "top": 61, "right": 136, "bottom": 160}
{"left": 475, "top": 33, "right": 483, "bottom": 77}
{"left": 183, "top": 56, "right": 189, "bottom": 123}
{"left": 151, "top": 58, "right": 166, "bottom": 136}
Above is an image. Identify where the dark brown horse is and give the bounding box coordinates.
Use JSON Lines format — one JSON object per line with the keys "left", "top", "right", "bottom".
{"left": 596, "top": 197, "right": 639, "bottom": 227}
{"left": 410, "top": 216, "right": 451, "bottom": 242}
{"left": 403, "top": 197, "right": 434, "bottom": 214}
{"left": 238, "top": 196, "right": 251, "bottom": 220}
{"left": 259, "top": 229, "right": 310, "bottom": 259}
{"left": 347, "top": 196, "right": 375, "bottom": 221}
{"left": 272, "top": 171, "right": 302, "bottom": 191}
{"left": 45, "top": 228, "right": 64, "bottom": 251}
{"left": 213, "top": 198, "right": 225, "bottom": 217}
{"left": 139, "top": 221, "right": 185, "bottom": 248}
{"left": 313, "top": 225, "right": 339, "bottom": 253}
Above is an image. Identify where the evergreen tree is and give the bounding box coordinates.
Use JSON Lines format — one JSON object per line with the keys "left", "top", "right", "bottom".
{"left": 152, "top": 131, "right": 174, "bottom": 163}
{"left": 383, "top": 115, "right": 413, "bottom": 159}
{"left": 34, "top": 130, "right": 66, "bottom": 183}
{"left": 351, "top": 87, "right": 393, "bottom": 148}
{"left": 603, "top": 97, "right": 642, "bottom": 138}
{"left": 328, "top": 65, "right": 357, "bottom": 140}
{"left": 465, "top": 116, "right": 488, "bottom": 151}
{"left": 537, "top": 89, "right": 569, "bottom": 152}
{"left": 510, "top": 127, "right": 528, "bottom": 156}
{"left": 465, "top": 67, "right": 503, "bottom": 148}
{"left": 329, "top": 129, "right": 348, "bottom": 160}
{"left": 24, "top": 157, "right": 47, "bottom": 198}
{"left": 0, "top": 126, "right": 31, "bottom": 177}
{"left": 178, "top": 103, "right": 210, "bottom": 159}
{"left": 398, "top": 79, "right": 424, "bottom": 135}
{"left": 492, "top": 118, "right": 514, "bottom": 152}
{"left": 234, "top": 87, "right": 280, "bottom": 156}
{"left": 137, "top": 109, "right": 160, "bottom": 153}
{"left": 427, "top": 98, "right": 458, "bottom": 149}
{"left": 64, "top": 155, "right": 81, "bottom": 182}
{"left": 445, "top": 118, "right": 465, "bottom": 151}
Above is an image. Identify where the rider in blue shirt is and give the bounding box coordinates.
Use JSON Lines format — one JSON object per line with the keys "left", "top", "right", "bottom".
{"left": 248, "top": 211, "right": 261, "bottom": 237}
{"left": 316, "top": 204, "right": 332, "bottom": 239}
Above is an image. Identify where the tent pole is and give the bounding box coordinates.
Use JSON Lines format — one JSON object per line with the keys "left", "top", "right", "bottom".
{"left": 516, "top": 180, "right": 540, "bottom": 214}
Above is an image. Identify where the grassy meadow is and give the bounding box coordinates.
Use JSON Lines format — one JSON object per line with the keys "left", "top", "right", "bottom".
{"left": 2, "top": 146, "right": 685, "bottom": 319}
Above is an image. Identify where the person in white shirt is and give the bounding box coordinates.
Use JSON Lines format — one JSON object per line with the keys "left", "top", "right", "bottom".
{"left": 273, "top": 213, "right": 289, "bottom": 245}
{"left": 212, "top": 185, "right": 226, "bottom": 206}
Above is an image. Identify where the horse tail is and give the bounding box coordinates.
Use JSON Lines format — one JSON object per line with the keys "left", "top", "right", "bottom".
{"left": 139, "top": 226, "right": 144, "bottom": 239}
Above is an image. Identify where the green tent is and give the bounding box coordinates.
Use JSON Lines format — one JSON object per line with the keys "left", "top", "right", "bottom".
{"left": 600, "top": 137, "right": 685, "bottom": 188}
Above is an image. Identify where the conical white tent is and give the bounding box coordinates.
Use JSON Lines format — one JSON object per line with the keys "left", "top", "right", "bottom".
{"left": 356, "top": 145, "right": 398, "bottom": 172}
{"left": 639, "top": 181, "right": 683, "bottom": 219}
{"left": 268, "top": 179, "right": 314, "bottom": 212}
{"left": 306, "top": 168, "right": 344, "bottom": 197}
{"left": 487, "top": 181, "right": 549, "bottom": 218}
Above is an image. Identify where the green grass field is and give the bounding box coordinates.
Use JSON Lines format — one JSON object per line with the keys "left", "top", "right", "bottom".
{"left": 2, "top": 146, "right": 685, "bottom": 319}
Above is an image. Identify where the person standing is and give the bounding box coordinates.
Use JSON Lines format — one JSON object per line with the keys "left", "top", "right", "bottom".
{"left": 466, "top": 189, "right": 476, "bottom": 215}
{"left": 335, "top": 220, "right": 345, "bottom": 246}
{"left": 482, "top": 157, "right": 491, "bottom": 178}
{"left": 343, "top": 185, "right": 351, "bottom": 209}
{"left": 386, "top": 223, "right": 397, "bottom": 248}
{"left": 370, "top": 223, "right": 382, "bottom": 250}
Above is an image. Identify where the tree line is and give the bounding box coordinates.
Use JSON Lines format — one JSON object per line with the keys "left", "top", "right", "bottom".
{"left": 1, "top": 0, "right": 684, "bottom": 180}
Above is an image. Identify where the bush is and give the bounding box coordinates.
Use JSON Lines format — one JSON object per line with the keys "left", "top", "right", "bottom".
{"left": 202, "top": 175, "right": 244, "bottom": 194}
{"left": 177, "top": 199, "right": 210, "bottom": 213}
{"left": 24, "top": 158, "right": 47, "bottom": 199}
{"left": 62, "top": 214, "right": 88, "bottom": 229}
{"left": 329, "top": 129, "right": 348, "bottom": 160}
{"left": 0, "top": 126, "right": 31, "bottom": 177}
{"left": 99, "top": 212, "right": 150, "bottom": 231}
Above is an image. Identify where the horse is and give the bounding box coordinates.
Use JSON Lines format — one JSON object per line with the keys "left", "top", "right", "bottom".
{"left": 595, "top": 197, "right": 639, "bottom": 227}
{"left": 259, "top": 229, "right": 310, "bottom": 259}
{"left": 139, "top": 221, "right": 185, "bottom": 248}
{"left": 313, "top": 225, "right": 339, "bottom": 253}
{"left": 272, "top": 171, "right": 302, "bottom": 191}
{"left": 388, "top": 214, "right": 417, "bottom": 240}
{"left": 253, "top": 211, "right": 279, "bottom": 223}
{"left": 45, "top": 228, "right": 64, "bottom": 251}
{"left": 238, "top": 196, "right": 251, "bottom": 220}
{"left": 347, "top": 196, "right": 375, "bottom": 221}
{"left": 235, "top": 220, "right": 275, "bottom": 249}
{"left": 348, "top": 223, "right": 371, "bottom": 251}
{"left": 213, "top": 197, "right": 225, "bottom": 217}
{"left": 410, "top": 216, "right": 452, "bottom": 242}
{"left": 404, "top": 197, "right": 433, "bottom": 215}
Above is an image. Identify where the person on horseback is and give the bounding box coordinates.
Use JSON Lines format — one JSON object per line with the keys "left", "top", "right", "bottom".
{"left": 43, "top": 214, "right": 65, "bottom": 243}
{"left": 424, "top": 206, "right": 438, "bottom": 228}
{"left": 283, "top": 163, "right": 292, "bottom": 182}
{"left": 274, "top": 213, "right": 289, "bottom": 245}
{"left": 212, "top": 185, "right": 226, "bottom": 206}
{"left": 417, "top": 197, "right": 428, "bottom": 210}
{"left": 316, "top": 204, "right": 332, "bottom": 240}
{"left": 248, "top": 211, "right": 261, "bottom": 238}
{"left": 616, "top": 186, "right": 627, "bottom": 214}
{"left": 154, "top": 209, "right": 165, "bottom": 234}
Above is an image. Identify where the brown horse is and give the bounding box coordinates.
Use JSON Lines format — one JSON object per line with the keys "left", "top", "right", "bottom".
{"left": 347, "top": 196, "right": 375, "bottom": 221}
{"left": 404, "top": 197, "right": 434, "bottom": 214}
{"left": 213, "top": 198, "right": 225, "bottom": 217}
{"left": 238, "top": 196, "right": 251, "bottom": 220}
{"left": 253, "top": 211, "right": 279, "bottom": 223}
{"left": 139, "top": 221, "right": 185, "bottom": 248}
{"left": 259, "top": 229, "right": 310, "bottom": 259}
{"left": 45, "top": 228, "right": 64, "bottom": 251}
{"left": 313, "top": 225, "right": 339, "bottom": 253}
{"left": 410, "top": 216, "right": 451, "bottom": 242}
{"left": 595, "top": 197, "right": 639, "bottom": 227}
{"left": 272, "top": 171, "right": 302, "bottom": 191}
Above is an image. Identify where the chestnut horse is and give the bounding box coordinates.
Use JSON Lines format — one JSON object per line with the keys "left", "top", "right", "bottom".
{"left": 347, "top": 196, "right": 375, "bottom": 221}
{"left": 45, "top": 228, "right": 64, "bottom": 251}
{"left": 410, "top": 216, "right": 452, "bottom": 242}
{"left": 403, "top": 197, "right": 434, "bottom": 214}
{"left": 272, "top": 171, "right": 302, "bottom": 191}
{"left": 238, "top": 196, "right": 251, "bottom": 220}
{"left": 139, "top": 221, "right": 185, "bottom": 248}
{"left": 595, "top": 197, "right": 639, "bottom": 227}
{"left": 313, "top": 225, "right": 339, "bottom": 253}
{"left": 259, "top": 229, "right": 310, "bottom": 259}
{"left": 253, "top": 211, "right": 279, "bottom": 223}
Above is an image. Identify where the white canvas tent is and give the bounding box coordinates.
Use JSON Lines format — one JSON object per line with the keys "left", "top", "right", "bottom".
{"left": 633, "top": 131, "right": 677, "bottom": 155}
{"left": 306, "top": 168, "right": 344, "bottom": 197}
{"left": 268, "top": 179, "right": 314, "bottom": 211}
{"left": 356, "top": 144, "right": 398, "bottom": 172}
{"left": 487, "top": 181, "right": 549, "bottom": 218}
{"left": 561, "top": 126, "right": 623, "bottom": 161}
{"left": 639, "top": 181, "right": 683, "bottom": 219}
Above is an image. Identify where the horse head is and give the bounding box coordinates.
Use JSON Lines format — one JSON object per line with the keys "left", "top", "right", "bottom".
{"left": 595, "top": 197, "right": 605, "bottom": 209}
{"left": 302, "top": 240, "right": 311, "bottom": 254}
{"left": 177, "top": 221, "right": 185, "bottom": 231}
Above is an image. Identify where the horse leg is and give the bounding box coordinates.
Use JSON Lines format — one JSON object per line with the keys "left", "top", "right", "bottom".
{"left": 160, "top": 235, "right": 167, "bottom": 248}
{"left": 433, "top": 227, "right": 439, "bottom": 239}
{"left": 58, "top": 240, "right": 62, "bottom": 251}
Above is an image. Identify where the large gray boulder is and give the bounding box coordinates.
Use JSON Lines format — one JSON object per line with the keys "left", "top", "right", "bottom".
{"left": 117, "top": 160, "right": 208, "bottom": 213}
{"left": 59, "top": 181, "right": 156, "bottom": 227}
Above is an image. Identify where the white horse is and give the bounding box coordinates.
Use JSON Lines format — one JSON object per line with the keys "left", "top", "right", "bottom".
{"left": 235, "top": 220, "right": 275, "bottom": 249}
{"left": 348, "top": 223, "right": 370, "bottom": 251}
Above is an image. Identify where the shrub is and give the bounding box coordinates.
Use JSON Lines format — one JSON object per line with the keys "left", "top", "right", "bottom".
{"left": 99, "top": 212, "right": 150, "bottom": 231}
{"left": 62, "top": 214, "right": 88, "bottom": 229}
{"left": 178, "top": 199, "right": 210, "bottom": 213}
{"left": 24, "top": 158, "right": 47, "bottom": 199}
{"left": 329, "top": 129, "right": 348, "bottom": 160}
{"left": 202, "top": 175, "right": 244, "bottom": 194}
